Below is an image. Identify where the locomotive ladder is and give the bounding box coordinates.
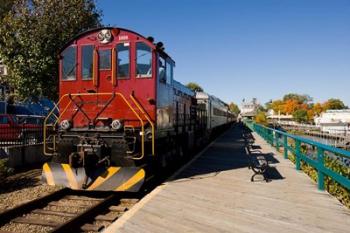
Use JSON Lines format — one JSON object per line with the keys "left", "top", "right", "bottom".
{"left": 43, "top": 92, "right": 155, "bottom": 160}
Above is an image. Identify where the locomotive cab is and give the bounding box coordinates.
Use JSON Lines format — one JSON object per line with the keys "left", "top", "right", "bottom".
{"left": 42, "top": 28, "right": 164, "bottom": 192}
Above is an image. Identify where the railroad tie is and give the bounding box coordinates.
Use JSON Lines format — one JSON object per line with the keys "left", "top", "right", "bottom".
{"left": 32, "top": 209, "right": 76, "bottom": 217}
{"left": 80, "top": 223, "right": 104, "bottom": 232}
{"left": 13, "top": 217, "right": 61, "bottom": 227}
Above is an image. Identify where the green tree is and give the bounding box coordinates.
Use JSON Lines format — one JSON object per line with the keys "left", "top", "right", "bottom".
{"left": 0, "top": 0, "right": 14, "bottom": 19}
{"left": 323, "top": 98, "right": 347, "bottom": 110}
{"left": 267, "top": 100, "right": 285, "bottom": 114}
{"left": 228, "top": 102, "right": 240, "bottom": 115}
{"left": 0, "top": 0, "right": 101, "bottom": 100}
{"left": 283, "top": 93, "right": 312, "bottom": 104}
{"left": 293, "top": 109, "right": 308, "bottom": 123}
{"left": 186, "top": 82, "right": 203, "bottom": 92}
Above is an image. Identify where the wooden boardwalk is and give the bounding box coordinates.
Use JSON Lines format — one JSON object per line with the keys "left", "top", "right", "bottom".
{"left": 105, "top": 125, "right": 350, "bottom": 233}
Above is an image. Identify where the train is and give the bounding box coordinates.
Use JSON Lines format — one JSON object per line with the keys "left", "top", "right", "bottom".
{"left": 42, "top": 27, "right": 236, "bottom": 192}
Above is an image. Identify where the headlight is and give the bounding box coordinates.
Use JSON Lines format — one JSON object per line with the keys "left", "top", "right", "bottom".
{"left": 111, "top": 119, "right": 123, "bottom": 130}
{"left": 60, "top": 120, "right": 71, "bottom": 130}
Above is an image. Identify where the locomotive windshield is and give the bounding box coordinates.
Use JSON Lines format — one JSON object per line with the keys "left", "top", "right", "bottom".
{"left": 136, "top": 42, "right": 152, "bottom": 78}
{"left": 62, "top": 46, "right": 76, "bottom": 80}
{"left": 117, "top": 43, "right": 130, "bottom": 79}
{"left": 81, "top": 45, "right": 94, "bottom": 80}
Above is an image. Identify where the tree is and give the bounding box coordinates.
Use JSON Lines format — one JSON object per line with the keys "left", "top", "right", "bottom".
{"left": 283, "top": 93, "right": 312, "bottom": 104}
{"left": 323, "top": 98, "right": 347, "bottom": 110}
{"left": 293, "top": 109, "right": 308, "bottom": 123}
{"left": 312, "top": 103, "right": 323, "bottom": 116}
{"left": 0, "top": 0, "right": 102, "bottom": 100}
{"left": 228, "top": 102, "right": 240, "bottom": 115}
{"left": 307, "top": 109, "right": 315, "bottom": 123}
{"left": 0, "top": 0, "right": 14, "bottom": 19}
{"left": 255, "top": 111, "right": 267, "bottom": 124}
{"left": 186, "top": 82, "right": 203, "bottom": 92}
{"left": 268, "top": 100, "right": 285, "bottom": 114}
{"left": 284, "top": 99, "right": 299, "bottom": 114}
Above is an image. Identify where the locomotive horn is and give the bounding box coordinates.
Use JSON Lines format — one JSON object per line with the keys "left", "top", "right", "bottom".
{"left": 41, "top": 162, "right": 145, "bottom": 192}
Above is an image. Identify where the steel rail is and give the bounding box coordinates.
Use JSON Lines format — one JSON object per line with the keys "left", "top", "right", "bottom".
{"left": 0, "top": 188, "right": 140, "bottom": 233}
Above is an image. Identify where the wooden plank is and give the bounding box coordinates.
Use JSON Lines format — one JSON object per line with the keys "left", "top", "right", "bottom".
{"left": 64, "top": 196, "right": 101, "bottom": 202}
{"left": 48, "top": 201, "right": 89, "bottom": 208}
{"left": 109, "top": 206, "right": 128, "bottom": 212}
{"left": 80, "top": 223, "right": 104, "bottom": 232}
{"left": 95, "top": 214, "right": 118, "bottom": 222}
{"left": 32, "top": 209, "right": 76, "bottom": 217}
{"left": 120, "top": 199, "right": 139, "bottom": 204}
{"left": 13, "top": 217, "right": 60, "bottom": 227}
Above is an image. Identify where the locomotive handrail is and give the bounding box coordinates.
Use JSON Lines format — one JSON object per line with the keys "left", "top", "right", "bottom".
{"left": 43, "top": 95, "right": 79, "bottom": 155}
{"left": 129, "top": 94, "right": 155, "bottom": 156}
{"left": 93, "top": 49, "right": 98, "bottom": 87}
{"left": 112, "top": 47, "right": 117, "bottom": 86}
{"left": 43, "top": 92, "right": 145, "bottom": 159}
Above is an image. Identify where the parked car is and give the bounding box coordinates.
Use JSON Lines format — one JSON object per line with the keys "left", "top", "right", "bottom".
{"left": 0, "top": 114, "right": 43, "bottom": 142}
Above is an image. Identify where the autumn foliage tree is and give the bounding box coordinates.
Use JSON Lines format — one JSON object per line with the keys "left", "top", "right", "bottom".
{"left": 0, "top": 0, "right": 102, "bottom": 100}
{"left": 266, "top": 93, "right": 348, "bottom": 123}
{"left": 255, "top": 111, "right": 267, "bottom": 124}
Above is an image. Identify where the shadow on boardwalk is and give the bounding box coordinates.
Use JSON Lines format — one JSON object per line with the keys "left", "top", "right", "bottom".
{"left": 175, "top": 124, "right": 284, "bottom": 181}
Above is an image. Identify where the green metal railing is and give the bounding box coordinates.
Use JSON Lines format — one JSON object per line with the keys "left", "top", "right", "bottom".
{"left": 245, "top": 120, "right": 350, "bottom": 191}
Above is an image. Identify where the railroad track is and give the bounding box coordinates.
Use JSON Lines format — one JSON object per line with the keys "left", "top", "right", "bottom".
{"left": 0, "top": 188, "right": 140, "bottom": 233}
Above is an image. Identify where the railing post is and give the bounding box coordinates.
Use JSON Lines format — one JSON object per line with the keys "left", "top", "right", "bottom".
{"left": 295, "top": 139, "right": 301, "bottom": 170}
{"left": 270, "top": 130, "right": 273, "bottom": 145}
{"left": 283, "top": 134, "right": 288, "bottom": 159}
{"left": 317, "top": 147, "right": 325, "bottom": 190}
{"left": 275, "top": 131, "right": 280, "bottom": 151}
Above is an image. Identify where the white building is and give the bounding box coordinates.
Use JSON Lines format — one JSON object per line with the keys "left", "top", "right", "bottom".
{"left": 314, "top": 110, "right": 350, "bottom": 134}
{"left": 266, "top": 109, "right": 295, "bottom": 125}
{"left": 240, "top": 98, "right": 259, "bottom": 119}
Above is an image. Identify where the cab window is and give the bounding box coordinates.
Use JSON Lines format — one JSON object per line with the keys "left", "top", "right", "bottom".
{"left": 81, "top": 45, "right": 94, "bottom": 80}
{"left": 136, "top": 42, "right": 152, "bottom": 78}
{"left": 158, "top": 56, "right": 166, "bottom": 83}
{"left": 62, "top": 46, "right": 76, "bottom": 80}
{"left": 117, "top": 43, "right": 130, "bottom": 79}
{"left": 166, "top": 59, "right": 173, "bottom": 85}
{"left": 99, "top": 49, "right": 111, "bottom": 70}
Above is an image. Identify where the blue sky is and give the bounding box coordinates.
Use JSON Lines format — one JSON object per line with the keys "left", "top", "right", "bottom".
{"left": 97, "top": 0, "right": 350, "bottom": 106}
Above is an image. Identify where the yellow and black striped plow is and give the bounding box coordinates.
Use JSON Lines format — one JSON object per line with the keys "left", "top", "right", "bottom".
{"left": 42, "top": 162, "right": 145, "bottom": 192}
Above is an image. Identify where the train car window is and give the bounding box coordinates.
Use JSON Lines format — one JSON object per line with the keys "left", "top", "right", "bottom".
{"left": 136, "top": 42, "right": 152, "bottom": 78}
{"left": 117, "top": 43, "right": 130, "bottom": 79}
{"left": 99, "top": 49, "right": 111, "bottom": 70}
{"left": 62, "top": 46, "right": 76, "bottom": 80}
{"left": 166, "top": 59, "right": 172, "bottom": 85}
{"left": 158, "top": 56, "right": 166, "bottom": 83}
{"left": 81, "top": 45, "right": 94, "bottom": 80}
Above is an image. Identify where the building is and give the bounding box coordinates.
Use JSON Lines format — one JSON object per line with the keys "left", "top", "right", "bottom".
{"left": 240, "top": 98, "right": 259, "bottom": 119}
{"left": 266, "top": 109, "right": 295, "bottom": 125}
{"left": 314, "top": 110, "right": 350, "bottom": 134}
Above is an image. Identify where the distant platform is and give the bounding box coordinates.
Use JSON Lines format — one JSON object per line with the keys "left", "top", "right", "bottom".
{"left": 105, "top": 125, "right": 350, "bottom": 233}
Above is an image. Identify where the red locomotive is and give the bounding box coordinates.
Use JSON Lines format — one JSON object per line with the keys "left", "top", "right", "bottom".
{"left": 42, "top": 27, "right": 236, "bottom": 191}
